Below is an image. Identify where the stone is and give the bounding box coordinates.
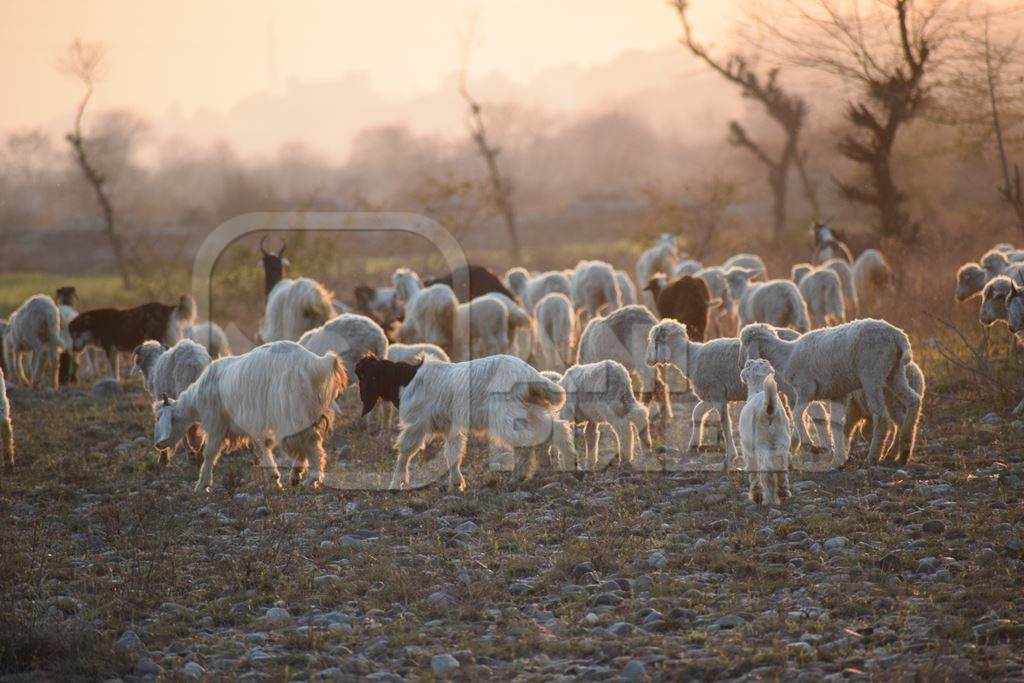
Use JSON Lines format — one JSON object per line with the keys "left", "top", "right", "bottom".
{"left": 182, "top": 662, "right": 206, "bottom": 678}
{"left": 116, "top": 630, "right": 146, "bottom": 655}
{"left": 621, "top": 659, "right": 648, "bottom": 681}
{"left": 922, "top": 520, "right": 945, "bottom": 534}
{"left": 265, "top": 606, "right": 291, "bottom": 624}
{"left": 431, "top": 653, "right": 460, "bottom": 679}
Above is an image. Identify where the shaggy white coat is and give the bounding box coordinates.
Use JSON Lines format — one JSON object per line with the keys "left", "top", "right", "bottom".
{"left": 393, "top": 269, "right": 457, "bottom": 351}
{"left": 738, "top": 358, "right": 792, "bottom": 506}
{"left": 390, "top": 354, "right": 575, "bottom": 491}
{"left": 796, "top": 268, "right": 845, "bottom": 327}
{"left": 635, "top": 235, "right": 678, "bottom": 309}
{"left": 260, "top": 278, "right": 334, "bottom": 342}
{"left": 533, "top": 293, "right": 576, "bottom": 372}
{"left": 184, "top": 321, "right": 232, "bottom": 358}
{"left": 843, "top": 360, "right": 925, "bottom": 465}
{"left": 154, "top": 341, "right": 347, "bottom": 492}
{"left": 299, "top": 313, "right": 388, "bottom": 380}
{"left": 853, "top": 249, "right": 894, "bottom": 313}
{"left": 726, "top": 269, "right": 811, "bottom": 333}
{"left": 822, "top": 258, "right": 859, "bottom": 315}
{"left": 571, "top": 260, "right": 622, "bottom": 321}
{"left": 506, "top": 269, "right": 572, "bottom": 312}
{"left": 2, "top": 295, "right": 63, "bottom": 389}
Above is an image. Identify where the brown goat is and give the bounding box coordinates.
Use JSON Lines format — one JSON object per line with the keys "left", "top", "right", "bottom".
{"left": 643, "top": 274, "right": 721, "bottom": 342}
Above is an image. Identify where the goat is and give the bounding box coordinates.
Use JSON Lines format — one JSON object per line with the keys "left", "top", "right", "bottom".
{"left": 558, "top": 360, "right": 651, "bottom": 469}
{"left": 354, "top": 285, "right": 405, "bottom": 327}
{"left": 616, "top": 270, "right": 638, "bottom": 307}
{"left": 133, "top": 339, "right": 212, "bottom": 465}
{"left": 822, "top": 258, "right": 859, "bottom": 316}
{"left": 354, "top": 354, "right": 575, "bottom": 491}
{"left": 534, "top": 292, "right": 577, "bottom": 372}
{"left": 956, "top": 262, "right": 989, "bottom": 303}
{"left": 0, "top": 367, "right": 12, "bottom": 473}
{"left": 481, "top": 293, "right": 533, "bottom": 361}
{"left": 792, "top": 266, "right": 845, "bottom": 327}
{"left": 722, "top": 253, "right": 768, "bottom": 280}
{"left": 843, "top": 360, "right": 925, "bottom": 466}
{"left": 643, "top": 273, "right": 721, "bottom": 342}
{"left": 299, "top": 313, "right": 388, "bottom": 382}
{"left": 577, "top": 305, "right": 671, "bottom": 422}
{"left": 393, "top": 268, "right": 457, "bottom": 351}
{"left": 673, "top": 259, "right": 703, "bottom": 277}
{"left": 738, "top": 358, "right": 792, "bottom": 505}
{"left": 257, "top": 235, "right": 290, "bottom": 298}
{"left": 571, "top": 260, "right": 622, "bottom": 322}
{"left": 725, "top": 269, "right": 810, "bottom": 333}
{"left": 260, "top": 278, "right": 334, "bottom": 343}
{"left": 154, "top": 341, "right": 347, "bottom": 492}
{"left": 739, "top": 320, "right": 921, "bottom": 465}
{"left": 184, "top": 322, "right": 232, "bottom": 358}
{"left": 424, "top": 264, "right": 516, "bottom": 302}
{"left": 810, "top": 221, "right": 854, "bottom": 264}
{"left": 696, "top": 266, "right": 735, "bottom": 337}
{"left": 69, "top": 296, "right": 195, "bottom": 380}
{"left": 506, "top": 269, "right": 572, "bottom": 312}
{"left": 636, "top": 234, "right": 678, "bottom": 309}
{"left": 853, "top": 249, "right": 894, "bottom": 314}
{"left": 3, "top": 295, "right": 64, "bottom": 389}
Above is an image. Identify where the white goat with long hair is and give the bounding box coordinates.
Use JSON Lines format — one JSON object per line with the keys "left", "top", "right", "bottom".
{"left": 571, "top": 260, "right": 622, "bottom": 322}
{"left": 738, "top": 358, "right": 792, "bottom": 506}
{"left": 153, "top": 341, "right": 347, "bottom": 492}
{"left": 534, "top": 292, "right": 577, "bottom": 372}
{"left": 636, "top": 234, "right": 678, "bottom": 309}
{"left": 184, "top": 322, "right": 232, "bottom": 358}
{"left": 259, "top": 278, "right": 335, "bottom": 342}
{"left": 393, "top": 268, "right": 457, "bottom": 351}
{"left": 505, "top": 269, "right": 572, "bottom": 312}
{"left": 3, "top": 295, "right": 63, "bottom": 389}
{"left": 354, "top": 354, "right": 575, "bottom": 492}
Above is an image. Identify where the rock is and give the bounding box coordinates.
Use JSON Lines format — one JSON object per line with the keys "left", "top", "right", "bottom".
{"left": 977, "top": 548, "right": 999, "bottom": 565}
{"left": 182, "top": 662, "right": 205, "bottom": 678}
{"left": 621, "top": 659, "right": 648, "bottom": 681}
{"left": 52, "top": 595, "right": 81, "bottom": 614}
{"left": 786, "top": 531, "right": 810, "bottom": 542}
{"left": 647, "top": 551, "right": 668, "bottom": 569}
{"left": 116, "top": 630, "right": 146, "bottom": 655}
{"left": 92, "top": 378, "right": 122, "bottom": 398}
{"left": 981, "top": 412, "right": 1001, "bottom": 425}
{"left": 788, "top": 641, "right": 816, "bottom": 657}
{"left": 455, "top": 520, "right": 479, "bottom": 533}
{"left": 134, "top": 658, "right": 162, "bottom": 677}
{"left": 608, "top": 621, "right": 633, "bottom": 636}
{"left": 823, "top": 536, "right": 848, "bottom": 550}
{"left": 920, "top": 482, "right": 953, "bottom": 496}
{"left": 265, "top": 606, "right": 291, "bottom": 624}
{"left": 916, "top": 556, "right": 940, "bottom": 574}
{"left": 710, "top": 614, "right": 746, "bottom": 630}
{"left": 974, "top": 619, "right": 1024, "bottom": 640}
{"left": 878, "top": 552, "right": 902, "bottom": 572}
{"left": 922, "top": 520, "right": 945, "bottom": 534}
{"left": 431, "top": 653, "right": 460, "bottom": 679}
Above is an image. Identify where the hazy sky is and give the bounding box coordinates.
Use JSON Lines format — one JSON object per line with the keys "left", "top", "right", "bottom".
{"left": 0, "top": 0, "right": 735, "bottom": 135}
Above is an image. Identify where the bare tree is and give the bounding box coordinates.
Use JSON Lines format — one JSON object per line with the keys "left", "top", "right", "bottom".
{"left": 755, "top": 0, "right": 959, "bottom": 243}
{"left": 672, "top": 0, "right": 819, "bottom": 241}
{"left": 59, "top": 38, "right": 132, "bottom": 287}
{"left": 981, "top": 18, "right": 1024, "bottom": 235}
{"left": 458, "top": 18, "right": 522, "bottom": 263}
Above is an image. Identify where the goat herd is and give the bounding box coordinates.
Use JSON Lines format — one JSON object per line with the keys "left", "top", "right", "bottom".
{"left": 4, "top": 221, "right": 980, "bottom": 507}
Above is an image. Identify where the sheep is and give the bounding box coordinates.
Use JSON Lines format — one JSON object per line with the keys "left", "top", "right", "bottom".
{"left": 810, "top": 221, "right": 854, "bottom": 264}
{"left": 725, "top": 268, "right": 811, "bottom": 333}
{"left": 571, "top": 260, "right": 622, "bottom": 322}
{"left": 722, "top": 253, "right": 768, "bottom": 280}
{"left": 299, "top": 313, "right": 388, "bottom": 382}
{"left": 154, "top": 341, "right": 347, "bottom": 492}
{"left": 353, "top": 285, "right": 404, "bottom": 327}
{"left": 424, "top": 264, "right": 516, "bottom": 302}
{"left": 955, "top": 262, "right": 989, "bottom": 302}
{"left": 636, "top": 234, "right": 678, "bottom": 308}
{"left": 577, "top": 305, "right": 671, "bottom": 422}
{"left": 558, "top": 360, "right": 651, "bottom": 469}
{"left": 0, "top": 367, "right": 12, "bottom": 473}
{"left": 738, "top": 320, "right": 922, "bottom": 465}
{"left": 823, "top": 258, "right": 859, "bottom": 315}
{"left": 259, "top": 278, "right": 335, "bottom": 343}
{"left": 3, "top": 295, "right": 63, "bottom": 389}
{"left": 793, "top": 267, "right": 845, "bottom": 328}
{"left": 738, "top": 359, "right": 792, "bottom": 505}
{"left": 533, "top": 293, "right": 577, "bottom": 372}
{"left": 843, "top": 360, "right": 924, "bottom": 466}
{"left": 505, "top": 269, "right": 572, "bottom": 312}
{"left": 353, "top": 354, "right": 575, "bottom": 491}
{"left": 447, "top": 296, "right": 512, "bottom": 362}
{"left": 184, "top": 322, "right": 232, "bottom": 358}
{"left": 133, "top": 339, "right": 212, "bottom": 465}
{"left": 673, "top": 259, "right": 703, "bottom": 277}
{"left": 69, "top": 296, "right": 195, "bottom": 379}
{"left": 643, "top": 274, "right": 721, "bottom": 342}
{"left": 1004, "top": 286, "right": 1024, "bottom": 414}
{"left": 853, "top": 248, "right": 894, "bottom": 313}
{"left": 696, "top": 266, "right": 735, "bottom": 337}
{"left": 616, "top": 270, "right": 638, "bottom": 307}
{"left": 392, "top": 268, "right": 458, "bottom": 351}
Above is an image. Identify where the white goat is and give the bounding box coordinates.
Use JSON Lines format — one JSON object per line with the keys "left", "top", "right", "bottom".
{"left": 449, "top": 296, "right": 511, "bottom": 362}
{"left": 260, "top": 278, "right": 335, "bottom": 342}
{"left": 571, "top": 260, "right": 622, "bottom": 322}
{"left": 0, "top": 367, "right": 12, "bottom": 473}
{"left": 393, "top": 268, "right": 457, "bottom": 351}
{"left": 725, "top": 269, "right": 810, "bottom": 333}
{"left": 2, "top": 295, "right": 62, "bottom": 389}
{"left": 739, "top": 320, "right": 921, "bottom": 465}
{"left": 979, "top": 276, "right": 1015, "bottom": 326}
{"left": 843, "top": 360, "right": 925, "bottom": 466}
{"left": 184, "top": 321, "right": 232, "bottom": 358}
{"left": 636, "top": 234, "right": 678, "bottom": 308}
{"left": 133, "top": 339, "right": 213, "bottom": 465}
{"left": 299, "top": 313, "right": 388, "bottom": 381}
{"left": 853, "top": 249, "right": 894, "bottom": 313}
{"left": 482, "top": 292, "right": 533, "bottom": 361}
{"left": 956, "top": 262, "right": 989, "bottom": 302}
{"left": 823, "top": 258, "right": 859, "bottom": 315}
{"left": 792, "top": 266, "right": 845, "bottom": 327}
{"left": 696, "top": 266, "right": 735, "bottom": 337}
{"left": 722, "top": 253, "right": 768, "bottom": 280}
{"left": 673, "top": 259, "right": 703, "bottom": 278}
{"left": 506, "top": 269, "right": 572, "bottom": 312}
{"left": 577, "top": 305, "right": 671, "bottom": 421}
{"left": 534, "top": 293, "right": 577, "bottom": 372}
{"left": 616, "top": 270, "right": 638, "bottom": 307}
{"left": 368, "top": 354, "right": 576, "bottom": 491}
{"left": 154, "top": 341, "right": 347, "bottom": 492}
{"left": 738, "top": 358, "right": 792, "bottom": 506}
{"left": 558, "top": 360, "right": 651, "bottom": 469}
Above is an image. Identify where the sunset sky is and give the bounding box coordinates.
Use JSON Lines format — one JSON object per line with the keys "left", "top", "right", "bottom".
{"left": 0, "top": 0, "right": 736, "bottom": 136}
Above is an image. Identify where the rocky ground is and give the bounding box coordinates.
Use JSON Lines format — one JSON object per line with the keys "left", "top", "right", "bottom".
{"left": 1, "top": 366, "right": 1023, "bottom": 682}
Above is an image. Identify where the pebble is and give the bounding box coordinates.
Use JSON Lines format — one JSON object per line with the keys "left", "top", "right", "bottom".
{"left": 621, "top": 659, "right": 648, "bottom": 681}
{"left": 182, "top": 662, "right": 206, "bottom": 678}
{"left": 116, "top": 630, "right": 146, "bottom": 655}
{"left": 431, "top": 653, "right": 461, "bottom": 679}
{"left": 265, "top": 606, "right": 291, "bottom": 624}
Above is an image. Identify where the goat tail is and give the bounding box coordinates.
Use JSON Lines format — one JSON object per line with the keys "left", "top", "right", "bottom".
{"left": 763, "top": 375, "right": 780, "bottom": 418}
{"left": 177, "top": 294, "right": 197, "bottom": 325}
{"left": 518, "top": 375, "right": 566, "bottom": 411}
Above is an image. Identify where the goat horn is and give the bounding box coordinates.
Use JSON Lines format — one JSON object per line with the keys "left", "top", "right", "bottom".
{"left": 259, "top": 235, "right": 271, "bottom": 256}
